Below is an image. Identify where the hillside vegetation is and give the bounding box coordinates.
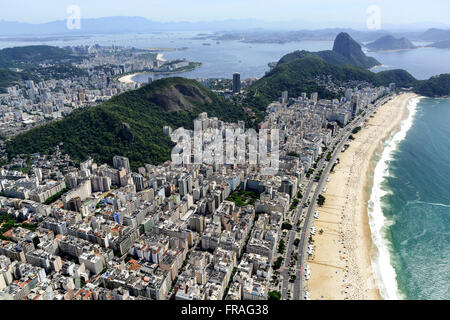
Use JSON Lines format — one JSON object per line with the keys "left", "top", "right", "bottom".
{"left": 244, "top": 33, "right": 447, "bottom": 110}
{"left": 4, "top": 36, "right": 450, "bottom": 169}
{"left": 331, "top": 32, "right": 380, "bottom": 68}
{"left": 0, "top": 45, "right": 79, "bottom": 68}
{"left": 0, "top": 69, "right": 33, "bottom": 93}
{"left": 6, "top": 77, "right": 250, "bottom": 169}
{"left": 0, "top": 46, "right": 85, "bottom": 92}
{"left": 414, "top": 74, "right": 450, "bottom": 97}
{"left": 245, "top": 55, "right": 417, "bottom": 111}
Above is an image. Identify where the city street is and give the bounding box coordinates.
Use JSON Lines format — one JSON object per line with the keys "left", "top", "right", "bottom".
{"left": 280, "top": 95, "right": 393, "bottom": 300}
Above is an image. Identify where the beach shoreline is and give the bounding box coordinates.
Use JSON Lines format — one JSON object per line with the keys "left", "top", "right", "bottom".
{"left": 118, "top": 53, "right": 166, "bottom": 84}
{"left": 118, "top": 73, "right": 141, "bottom": 84}
{"left": 118, "top": 60, "right": 202, "bottom": 84}
{"left": 307, "top": 92, "right": 418, "bottom": 300}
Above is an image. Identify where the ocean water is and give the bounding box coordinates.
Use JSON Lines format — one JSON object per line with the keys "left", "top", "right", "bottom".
{"left": 0, "top": 32, "right": 332, "bottom": 80}
{"left": 368, "top": 41, "right": 450, "bottom": 80}
{"left": 368, "top": 97, "right": 450, "bottom": 300}
{"left": 2, "top": 33, "right": 450, "bottom": 80}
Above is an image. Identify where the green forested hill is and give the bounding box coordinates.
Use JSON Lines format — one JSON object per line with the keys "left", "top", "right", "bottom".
{"left": 258, "top": 32, "right": 449, "bottom": 103}
{"left": 245, "top": 55, "right": 418, "bottom": 111}
{"left": 0, "top": 64, "right": 87, "bottom": 93}
{"left": 0, "top": 68, "right": 37, "bottom": 93}
{"left": 0, "top": 69, "right": 29, "bottom": 93}
{"left": 5, "top": 40, "right": 450, "bottom": 169}
{"left": 243, "top": 31, "right": 445, "bottom": 111}
{"left": 6, "top": 77, "right": 249, "bottom": 169}
{"left": 242, "top": 32, "right": 417, "bottom": 111}
{"left": 0, "top": 45, "right": 79, "bottom": 68}
{"left": 366, "top": 35, "right": 416, "bottom": 51}
{"left": 277, "top": 33, "right": 381, "bottom": 69}
{"left": 0, "top": 46, "right": 85, "bottom": 92}
{"left": 414, "top": 74, "right": 450, "bottom": 97}
{"left": 331, "top": 32, "right": 381, "bottom": 68}
{"left": 278, "top": 49, "right": 380, "bottom": 69}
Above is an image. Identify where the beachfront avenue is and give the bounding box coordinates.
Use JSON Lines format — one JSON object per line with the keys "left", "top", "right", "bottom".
{"left": 277, "top": 92, "right": 393, "bottom": 300}
{"left": 289, "top": 94, "right": 394, "bottom": 300}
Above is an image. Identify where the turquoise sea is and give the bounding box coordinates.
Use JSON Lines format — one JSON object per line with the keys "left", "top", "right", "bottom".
{"left": 368, "top": 97, "right": 450, "bottom": 300}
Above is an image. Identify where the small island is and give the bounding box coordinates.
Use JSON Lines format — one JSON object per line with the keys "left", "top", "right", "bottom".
{"left": 366, "top": 35, "right": 416, "bottom": 52}
{"left": 427, "top": 40, "right": 450, "bottom": 49}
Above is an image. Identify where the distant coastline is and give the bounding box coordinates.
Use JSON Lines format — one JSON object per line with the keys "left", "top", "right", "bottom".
{"left": 118, "top": 73, "right": 140, "bottom": 84}
{"left": 118, "top": 60, "right": 202, "bottom": 84}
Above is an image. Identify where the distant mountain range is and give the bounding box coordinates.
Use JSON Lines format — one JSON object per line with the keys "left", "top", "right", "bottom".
{"left": 211, "top": 29, "right": 392, "bottom": 43}
{"left": 0, "top": 16, "right": 449, "bottom": 39}
{"left": 363, "top": 31, "right": 450, "bottom": 52}
{"left": 0, "top": 17, "right": 284, "bottom": 36}
{"left": 419, "top": 28, "right": 450, "bottom": 41}
{"left": 366, "top": 35, "right": 416, "bottom": 52}
{"left": 0, "top": 17, "right": 387, "bottom": 36}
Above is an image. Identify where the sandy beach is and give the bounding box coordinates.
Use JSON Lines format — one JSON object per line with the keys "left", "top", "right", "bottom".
{"left": 118, "top": 54, "right": 166, "bottom": 84}
{"left": 156, "top": 53, "right": 166, "bottom": 62}
{"left": 307, "top": 92, "right": 418, "bottom": 300}
{"left": 118, "top": 73, "right": 140, "bottom": 84}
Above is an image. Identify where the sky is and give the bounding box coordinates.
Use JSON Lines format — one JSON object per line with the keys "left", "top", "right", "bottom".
{"left": 0, "top": 0, "right": 449, "bottom": 29}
